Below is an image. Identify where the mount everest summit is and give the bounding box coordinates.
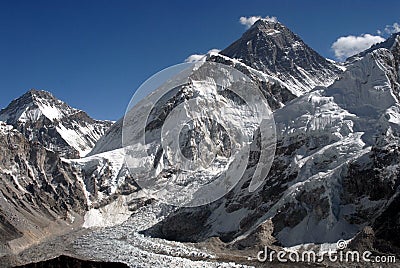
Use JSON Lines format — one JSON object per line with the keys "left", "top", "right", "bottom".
{"left": 1, "top": 18, "right": 400, "bottom": 267}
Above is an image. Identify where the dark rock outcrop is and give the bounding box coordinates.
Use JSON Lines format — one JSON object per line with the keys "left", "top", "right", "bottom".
{"left": 13, "top": 255, "right": 129, "bottom": 268}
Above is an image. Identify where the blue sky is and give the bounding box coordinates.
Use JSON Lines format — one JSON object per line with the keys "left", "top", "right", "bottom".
{"left": 1, "top": 0, "right": 399, "bottom": 120}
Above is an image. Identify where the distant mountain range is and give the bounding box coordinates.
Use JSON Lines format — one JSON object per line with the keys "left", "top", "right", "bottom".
{"left": 1, "top": 18, "right": 399, "bottom": 267}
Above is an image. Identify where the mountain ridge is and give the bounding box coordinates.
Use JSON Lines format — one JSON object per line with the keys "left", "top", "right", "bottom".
{"left": 220, "top": 19, "right": 343, "bottom": 95}
{"left": 148, "top": 33, "right": 400, "bottom": 252}
{"left": 2, "top": 20, "right": 400, "bottom": 267}
{"left": 0, "top": 89, "right": 113, "bottom": 158}
{"left": 89, "top": 19, "right": 343, "bottom": 156}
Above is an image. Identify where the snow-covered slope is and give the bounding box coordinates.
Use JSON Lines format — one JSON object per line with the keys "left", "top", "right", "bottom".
{"left": 89, "top": 118, "right": 123, "bottom": 156}
{"left": 85, "top": 62, "right": 276, "bottom": 207}
{"left": 0, "top": 89, "right": 113, "bottom": 158}
{"left": 89, "top": 19, "right": 344, "bottom": 156}
{"left": 151, "top": 34, "right": 400, "bottom": 250}
{"left": 66, "top": 147, "right": 137, "bottom": 206}
{"left": 69, "top": 24, "right": 400, "bottom": 255}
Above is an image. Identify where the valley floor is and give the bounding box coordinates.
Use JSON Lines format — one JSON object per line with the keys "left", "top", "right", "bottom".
{"left": 3, "top": 202, "right": 399, "bottom": 268}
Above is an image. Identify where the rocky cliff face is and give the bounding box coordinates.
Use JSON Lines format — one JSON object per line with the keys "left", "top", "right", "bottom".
{"left": 0, "top": 90, "right": 115, "bottom": 254}
{"left": 220, "top": 19, "right": 344, "bottom": 95}
{"left": 0, "top": 122, "right": 87, "bottom": 254}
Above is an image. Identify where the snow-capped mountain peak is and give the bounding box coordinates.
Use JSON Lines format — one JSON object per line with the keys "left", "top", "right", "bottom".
{"left": 219, "top": 19, "right": 344, "bottom": 96}
{"left": 0, "top": 89, "right": 71, "bottom": 123}
{"left": 0, "top": 89, "right": 112, "bottom": 158}
{"left": 346, "top": 32, "right": 400, "bottom": 64}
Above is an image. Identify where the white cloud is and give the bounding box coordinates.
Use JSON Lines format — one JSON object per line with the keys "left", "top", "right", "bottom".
{"left": 185, "top": 54, "right": 205, "bottom": 63}
{"left": 239, "top": 16, "right": 277, "bottom": 29}
{"left": 331, "top": 34, "right": 385, "bottom": 61}
{"left": 184, "top": 49, "right": 220, "bottom": 63}
{"left": 384, "top": 22, "right": 400, "bottom": 34}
